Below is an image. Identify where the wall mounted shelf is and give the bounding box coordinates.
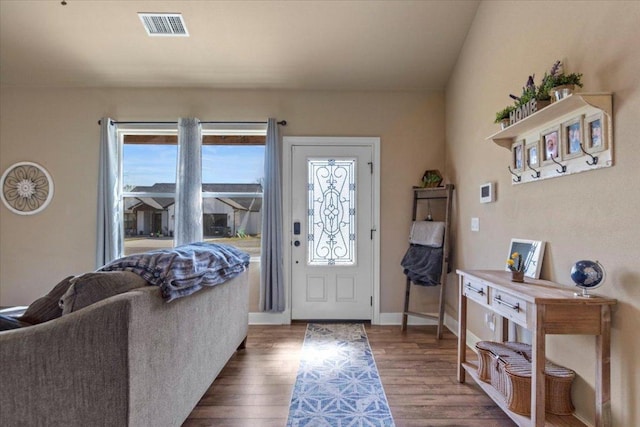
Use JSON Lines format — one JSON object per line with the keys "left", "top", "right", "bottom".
{"left": 486, "top": 93, "right": 614, "bottom": 185}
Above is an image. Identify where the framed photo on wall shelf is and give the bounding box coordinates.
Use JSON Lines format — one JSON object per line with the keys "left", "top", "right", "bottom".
{"left": 585, "top": 112, "right": 607, "bottom": 153}
{"left": 505, "top": 238, "right": 546, "bottom": 279}
{"left": 562, "top": 115, "right": 584, "bottom": 160}
{"left": 511, "top": 139, "right": 525, "bottom": 172}
{"left": 525, "top": 140, "right": 540, "bottom": 169}
{"left": 541, "top": 126, "right": 561, "bottom": 165}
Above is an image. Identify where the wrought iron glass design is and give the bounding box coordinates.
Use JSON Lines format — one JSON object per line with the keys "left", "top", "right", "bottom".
{"left": 308, "top": 158, "right": 356, "bottom": 265}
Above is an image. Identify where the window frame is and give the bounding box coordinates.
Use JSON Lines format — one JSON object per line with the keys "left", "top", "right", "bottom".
{"left": 118, "top": 122, "right": 267, "bottom": 258}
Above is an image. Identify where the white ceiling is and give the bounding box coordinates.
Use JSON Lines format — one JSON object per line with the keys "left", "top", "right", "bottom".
{"left": 0, "top": 0, "right": 479, "bottom": 91}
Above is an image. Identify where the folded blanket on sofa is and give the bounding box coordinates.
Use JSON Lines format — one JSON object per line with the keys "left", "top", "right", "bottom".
{"left": 401, "top": 244, "right": 443, "bottom": 286}
{"left": 98, "top": 242, "right": 250, "bottom": 302}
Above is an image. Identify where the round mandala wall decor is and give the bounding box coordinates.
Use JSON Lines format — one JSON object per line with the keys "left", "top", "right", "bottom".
{"left": 1, "top": 162, "right": 54, "bottom": 215}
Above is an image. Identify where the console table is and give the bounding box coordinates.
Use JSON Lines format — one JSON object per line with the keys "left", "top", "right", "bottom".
{"left": 456, "top": 269, "right": 616, "bottom": 427}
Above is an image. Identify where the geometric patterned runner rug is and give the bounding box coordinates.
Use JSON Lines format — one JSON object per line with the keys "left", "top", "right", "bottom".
{"left": 286, "top": 323, "right": 395, "bottom": 427}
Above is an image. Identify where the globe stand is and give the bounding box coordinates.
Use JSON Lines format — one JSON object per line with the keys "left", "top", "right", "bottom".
{"left": 574, "top": 287, "right": 595, "bottom": 298}
{"left": 571, "top": 260, "right": 605, "bottom": 299}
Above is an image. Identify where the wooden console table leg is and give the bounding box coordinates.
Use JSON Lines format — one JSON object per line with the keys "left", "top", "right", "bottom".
{"left": 457, "top": 275, "right": 467, "bottom": 383}
{"left": 401, "top": 277, "right": 411, "bottom": 332}
{"left": 532, "top": 306, "right": 546, "bottom": 427}
{"left": 596, "top": 305, "right": 612, "bottom": 427}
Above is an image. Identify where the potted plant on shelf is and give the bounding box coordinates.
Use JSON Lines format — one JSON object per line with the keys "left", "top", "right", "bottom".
{"left": 511, "top": 75, "right": 552, "bottom": 110}
{"left": 540, "top": 60, "right": 583, "bottom": 102}
{"left": 421, "top": 169, "right": 443, "bottom": 188}
{"left": 494, "top": 105, "right": 516, "bottom": 129}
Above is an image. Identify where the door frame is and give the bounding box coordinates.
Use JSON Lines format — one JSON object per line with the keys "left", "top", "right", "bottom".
{"left": 283, "top": 136, "right": 381, "bottom": 324}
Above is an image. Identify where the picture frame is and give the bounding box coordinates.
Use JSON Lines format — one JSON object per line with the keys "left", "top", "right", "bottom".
{"left": 561, "top": 115, "right": 584, "bottom": 160}
{"left": 511, "top": 139, "right": 525, "bottom": 172}
{"left": 525, "top": 140, "right": 540, "bottom": 169}
{"left": 585, "top": 112, "right": 607, "bottom": 153}
{"left": 541, "top": 126, "right": 561, "bottom": 165}
{"left": 505, "top": 238, "right": 546, "bottom": 279}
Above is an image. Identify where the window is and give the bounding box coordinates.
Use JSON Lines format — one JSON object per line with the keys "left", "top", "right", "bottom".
{"left": 120, "top": 125, "right": 265, "bottom": 258}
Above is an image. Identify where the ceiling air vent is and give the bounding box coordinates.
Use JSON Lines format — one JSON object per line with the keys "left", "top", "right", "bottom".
{"left": 138, "top": 13, "right": 189, "bottom": 37}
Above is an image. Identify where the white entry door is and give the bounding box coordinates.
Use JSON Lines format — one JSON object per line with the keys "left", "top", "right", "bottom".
{"left": 290, "top": 144, "right": 374, "bottom": 320}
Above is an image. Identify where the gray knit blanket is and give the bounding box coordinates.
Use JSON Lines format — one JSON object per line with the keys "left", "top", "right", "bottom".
{"left": 401, "top": 244, "right": 443, "bottom": 286}
{"left": 98, "top": 242, "right": 250, "bottom": 301}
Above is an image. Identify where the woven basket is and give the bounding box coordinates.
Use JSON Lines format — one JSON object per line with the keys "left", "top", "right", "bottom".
{"left": 476, "top": 341, "right": 523, "bottom": 385}
{"left": 475, "top": 341, "right": 575, "bottom": 415}
{"left": 476, "top": 341, "right": 524, "bottom": 400}
{"left": 505, "top": 357, "right": 576, "bottom": 416}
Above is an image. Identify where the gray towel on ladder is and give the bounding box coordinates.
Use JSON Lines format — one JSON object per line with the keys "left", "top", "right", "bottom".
{"left": 401, "top": 244, "right": 443, "bottom": 286}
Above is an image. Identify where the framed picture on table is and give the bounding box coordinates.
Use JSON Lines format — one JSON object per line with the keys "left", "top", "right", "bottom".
{"left": 506, "top": 238, "right": 546, "bottom": 279}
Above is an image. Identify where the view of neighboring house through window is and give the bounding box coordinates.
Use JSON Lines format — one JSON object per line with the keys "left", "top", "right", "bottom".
{"left": 122, "top": 128, "right": 265, "bottom": 259}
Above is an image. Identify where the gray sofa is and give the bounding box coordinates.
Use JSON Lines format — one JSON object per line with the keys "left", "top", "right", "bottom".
{"left": 0, "top": 271, "right": 249, "bottom": 427}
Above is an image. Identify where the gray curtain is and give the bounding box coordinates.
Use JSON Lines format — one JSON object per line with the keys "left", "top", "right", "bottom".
{"left": 174, "top": 117, "right": 203, "bottom": 246}
{"left": 259, "top": 118, "right": 285, "bottom": 312}
{"left": 96, "top": 117, "right": 123, "bottom": 268}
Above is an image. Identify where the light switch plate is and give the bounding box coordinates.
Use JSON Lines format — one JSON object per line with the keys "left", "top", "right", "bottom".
{"left": 471, "top": 217, "right": 480, "bottom": 232}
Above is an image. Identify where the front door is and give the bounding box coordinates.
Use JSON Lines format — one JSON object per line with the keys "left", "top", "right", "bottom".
{"left": 290, "top": 144, "right": 374, "bottom": 320}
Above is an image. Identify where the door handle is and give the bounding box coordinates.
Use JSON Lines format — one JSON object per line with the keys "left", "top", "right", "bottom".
{"left": 294, "top": 240, "right": 300, "bottom": 247}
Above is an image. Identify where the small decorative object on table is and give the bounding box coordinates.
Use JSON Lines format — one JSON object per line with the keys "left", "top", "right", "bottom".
{"left": 507, "top": 252, "right": 525, "bottom": 282}
{"left": 571, "top": 260, "right": 605, "bottom": 297}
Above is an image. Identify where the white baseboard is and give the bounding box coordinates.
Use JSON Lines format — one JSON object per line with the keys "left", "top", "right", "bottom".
{"left": 248, "top": 310, "right": 478, "bottom": 350}
{"left": 248, "top": 312, "right": 290, "bottom": 325}
{"left": 248, "top": 312, "right": 445, "bottom": 326}
{"left": 378, "top": 312, "right": 438, "bottom": 326}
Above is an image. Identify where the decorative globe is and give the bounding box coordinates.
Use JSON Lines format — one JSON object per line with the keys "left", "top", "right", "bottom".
{"left": 570, "top": 260, "right": 605, "bottom": 297}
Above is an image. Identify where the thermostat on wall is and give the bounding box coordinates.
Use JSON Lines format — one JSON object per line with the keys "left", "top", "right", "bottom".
{"left": 480, "top": 182, "right": 495, "bottom": 203}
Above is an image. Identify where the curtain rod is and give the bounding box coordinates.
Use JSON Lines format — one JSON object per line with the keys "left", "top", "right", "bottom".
{"left": 97, "top": 119, "right": 287, "bottom": 126}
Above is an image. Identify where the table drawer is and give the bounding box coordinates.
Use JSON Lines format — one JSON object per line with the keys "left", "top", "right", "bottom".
{"left": 491, "top": 289, "right": 528, "bottom": 327}
{"left": 462, "top": 277, "right": 489, "bottom": 305}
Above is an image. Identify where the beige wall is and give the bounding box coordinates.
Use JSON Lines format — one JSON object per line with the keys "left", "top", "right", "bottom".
{"left": 0, "top": 88, "right": 445, "bottom": 314}
{"left": 445, "top": 1, "right": 640, "bottom": 425}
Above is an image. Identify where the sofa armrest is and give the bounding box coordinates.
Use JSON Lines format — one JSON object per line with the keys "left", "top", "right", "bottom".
{"left": 0, "top": 293, "right": 135, "bottom": 427}
{"left": 126, "top": 274, "right": 249, "bottom": 427}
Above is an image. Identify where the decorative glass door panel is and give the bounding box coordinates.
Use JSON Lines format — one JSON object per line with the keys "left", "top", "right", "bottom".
{"left": 307, "top": 159, "right": 356, "bottom": 266}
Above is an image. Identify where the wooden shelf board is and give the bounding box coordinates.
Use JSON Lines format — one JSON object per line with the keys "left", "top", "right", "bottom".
{"left": 462, "top": 361, "right": 586, "bottom": 427}
{"left": 487, "top": 93, "right": 612, "bottom": 149}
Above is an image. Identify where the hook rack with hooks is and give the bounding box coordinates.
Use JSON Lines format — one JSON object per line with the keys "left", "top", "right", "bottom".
{"left": 527, "top": 160, "right": 541, "bottom": 179}
{"left": 550, "top": 155, "right": 567, "bottom": 174}
{"left": 507, "top": 166, "right": 521, "bottom": 183}
{"left": 579, "top": 143, "right": 599, "bottom": 166}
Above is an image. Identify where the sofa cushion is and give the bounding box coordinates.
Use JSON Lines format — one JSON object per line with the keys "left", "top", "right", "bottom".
{"left": 60, "top": 271, "right": 149, "bottom": 315}
{"left": 17, "top": 276, "right": 75, "bottom": 324}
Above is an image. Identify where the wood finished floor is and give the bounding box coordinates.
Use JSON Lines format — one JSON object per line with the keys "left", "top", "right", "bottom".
{"left": 183, "top": 323, "right": 515, "bottom": 427}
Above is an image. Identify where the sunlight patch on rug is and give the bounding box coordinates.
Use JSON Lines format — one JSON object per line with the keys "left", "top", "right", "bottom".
{"left": 286, "top": 323, "right": 395, "bottom": 427}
